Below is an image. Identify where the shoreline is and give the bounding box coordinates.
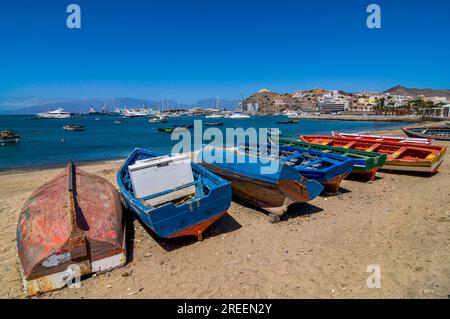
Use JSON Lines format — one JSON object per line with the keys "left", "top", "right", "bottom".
{"left": 289, "top": 115, "right": 449, "bottom": 123}
{"left": 0, "top": 157, "right": 126, "bottom": 176}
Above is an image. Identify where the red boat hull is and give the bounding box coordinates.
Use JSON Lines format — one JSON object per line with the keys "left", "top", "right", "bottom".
{"left": 17, "top": 164, "right": 126, "bottom": 296}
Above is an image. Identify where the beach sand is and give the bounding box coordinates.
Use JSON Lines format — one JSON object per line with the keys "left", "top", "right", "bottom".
{"left": 1, "top": 129, "right": 449, "bottom": 299}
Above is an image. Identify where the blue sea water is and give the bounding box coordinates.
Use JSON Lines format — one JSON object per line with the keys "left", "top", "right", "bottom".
{"left": 0, "top": 115, "right": 406, "bottom": 170}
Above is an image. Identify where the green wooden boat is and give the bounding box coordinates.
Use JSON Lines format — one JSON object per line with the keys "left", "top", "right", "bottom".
{"left": 279, "top": 138, "right": 387, "bottom": 181}
{"left": 158, "top": 127, "right": 175, "bottom": 133}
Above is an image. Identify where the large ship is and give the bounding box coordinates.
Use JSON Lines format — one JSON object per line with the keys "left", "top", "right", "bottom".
{"left": 36, "top": 108, "right": 72, "bottom": 119}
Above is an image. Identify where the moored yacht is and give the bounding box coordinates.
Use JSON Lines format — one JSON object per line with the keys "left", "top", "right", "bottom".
{"left": 36, "top": 108, "right": 72, "bottom": 119}
{"left": 227, "top": 112, "right": 251, "bottom": 119}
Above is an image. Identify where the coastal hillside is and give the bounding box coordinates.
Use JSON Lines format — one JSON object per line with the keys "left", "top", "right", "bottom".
{"left": 384, "top": 85, "right": 450, "bottom": 98}
{"left": 243, "top": 88, "right": 329, "bottom": 113}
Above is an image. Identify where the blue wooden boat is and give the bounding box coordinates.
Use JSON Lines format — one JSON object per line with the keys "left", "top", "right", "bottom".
{"left": 197, "top": 146, "right": 324, "bottom": 222}
{"left": 117, "top": 148, "right": 232, "bottom": 241}
{"left": 271, "top": 144, "right": 354, "bottom": 192}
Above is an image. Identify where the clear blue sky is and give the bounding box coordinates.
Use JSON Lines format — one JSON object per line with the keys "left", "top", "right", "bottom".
{"left": 0, "top": 0, "right": 449, "bottom": 107}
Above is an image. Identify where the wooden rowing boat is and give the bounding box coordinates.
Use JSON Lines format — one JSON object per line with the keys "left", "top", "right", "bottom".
{"left": 63, "top": 125, "right": 85, "bottom": 131}
{"left": 402, "top": 126, "right": 450, "bottom": 141}
{"left": 0, "top": 130, "right": 19, "bottom": 143}
{"left": 197, "top": 146, "right": 324, "bottom": 222}
{"left": 276, "top": 119, "right": 299, "bottom": 124}
{"left": 117, "top": 149, "right": 231, "bottom": 240}
{"left": 300, "top": 135, "right": 447, "bottom": 173}
{"left": 279, "top": 138, "right": 387, "bottom": 181}
{"left": 17, "top": 163, "right": 126, "bottom": 296}
{"left": 241, "top": 144, "right": 353, "bottom": 193}
{"left": 332, "top": 131, "right": 432, "bottom": 145}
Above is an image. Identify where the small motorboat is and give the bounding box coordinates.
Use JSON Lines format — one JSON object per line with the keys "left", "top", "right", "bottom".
{"left": 332, "top": 131, "right": 432, "bottom": 145}
{"left": 149, "top": 116, "right": 168, "bottom": 123}
{"left": 204, "top": 122, "right": 224, "bottom": 126}
{"left": 63, "top": 125, "right": 85, "bottom": 131}
{"left": 0, "top": 130, "right": 19, "bottom": 144}
{"left": 402, "top": 126, "right": 450, "bottom": 141}
{"left": 241, "top": 144, "right": 354, "bottom": 193}
{"left": 114, "top": 120, "right": 123, "bottom": 124}
{"left": 279, "top": 138, "right": 387, "bottom": 181}
{"left": 300, "top": 135, "right": 447, "bottom": 173}
{"left": 158, "top": 125, "right": 193, "bottom": 133}
{"left": 197, "top": 146, "right": 324, "bottom": 222}
{"left": 158, "top": 127, "right": 175, "bottom": 133}
{"left": 276, "top": 119, "right": 299, "bottom": 124}
{"left": 117, "top": 149, "right": 232, "bottom": 240}
{"left": 17, "top": 163, "right": 126, "bottom": 296}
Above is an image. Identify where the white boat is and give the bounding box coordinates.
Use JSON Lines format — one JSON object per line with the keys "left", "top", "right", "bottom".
{"left": 122, "top": 108, "right": 155, "bottom": 118}
{"left": 148, "top": 115, "right": 168, "bottom": 123}
{"left": 36, "top": 108, "right": 72, "bottom": 119}
{"left": 205, "top": 113, "right": 223, "bottom": 119}
{"left": 228, "top": 113, "right": 251, "bottom": 119}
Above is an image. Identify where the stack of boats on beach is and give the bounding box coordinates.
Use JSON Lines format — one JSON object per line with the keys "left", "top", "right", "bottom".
{"left": 16, "top": 131, "right": 447, "bottom": 296}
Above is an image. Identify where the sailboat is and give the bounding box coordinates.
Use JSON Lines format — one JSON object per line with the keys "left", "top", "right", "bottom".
{"left": 206, "top": 96, "right": 224, "bottom": 118}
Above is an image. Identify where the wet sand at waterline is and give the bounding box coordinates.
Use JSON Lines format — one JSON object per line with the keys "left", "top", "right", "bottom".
{"left": 0, "top": 129, "right": 449, "bottom": 299}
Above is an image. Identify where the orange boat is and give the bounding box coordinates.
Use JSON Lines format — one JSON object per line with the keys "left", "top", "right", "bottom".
{"left": 17, "top": 163, "right": 126, "bottom": 296}
{"left": 300, "top": 135, "right": 447, "bottom": 173}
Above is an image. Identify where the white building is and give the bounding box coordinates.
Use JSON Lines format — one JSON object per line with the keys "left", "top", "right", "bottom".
{"left": 317, "top": 92, "right": 349, "bottom": 113}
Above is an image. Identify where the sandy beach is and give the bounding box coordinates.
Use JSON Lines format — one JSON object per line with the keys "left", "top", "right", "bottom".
{"left": 1, "top": 128, "right": 449, "bottom": 299}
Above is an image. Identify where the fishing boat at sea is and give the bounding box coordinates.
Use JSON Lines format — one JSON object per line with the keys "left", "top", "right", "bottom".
{"left": 148, "top": 115, "right": 168, "bottom": 123}
{"left": 241, "top": 144, "right": 354, "bottom": 193}
{"left": 333, "top": 131, "right": 432, "bottom": 145}
{"left": 17, "top": 163, "right": 126, "bottom": 296}
{"left": 300, "top": 135, "right": 447, "bottom": 173}
{"left": 279, "top": 138, "right": 387, "bottom": 181}
{"left": 117, "top": 149, "right": 232, "bottom": 240}
{"left": 402, "top": 126, "right": 450, "bottom": 141}
{"left": 158, "top": 125, "right": 193, "bottom": 133}
{"left": 63, "top": 125, "right": 85, "bottom": 131}
{"left": 0, "top": 130, "right": 19, "bottom": 144}
{"left": 196, "top": 146, "right": 324, "bottom": 222}
{"left": 205, "top": 122, "right": 224, "bottom": 126}
{"left": 276, "top": 119, "right": 299, "bottom": 124}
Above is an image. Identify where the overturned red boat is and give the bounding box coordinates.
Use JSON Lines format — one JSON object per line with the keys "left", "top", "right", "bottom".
{"left": 17, "top": 163, "right": 126, "bottom": 296}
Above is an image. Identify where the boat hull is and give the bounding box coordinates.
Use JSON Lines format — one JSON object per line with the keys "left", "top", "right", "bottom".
{"left": 402, "top": 127, "right": 450, "bottom": 141}
{"left": 300, "top": 135, "right": 447, "bottom": 174}
{"left": 280, "top": 138, "right": 386, "bottom": 181}
{"left": 0, "top": 137, "right": 19, "bottom": 143}
{"left": 17, "top": 164, "right": 126, "bottom": 296}
{"left": 201, "top": 161, "right": 323, "bottom": 217}
{"left": 117, "top": 149, "right": 232, "bottom": 240}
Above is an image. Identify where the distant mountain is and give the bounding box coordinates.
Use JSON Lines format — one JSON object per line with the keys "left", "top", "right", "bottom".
{"left": 384, "top": 85, "right": 450, "bottom": 98}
